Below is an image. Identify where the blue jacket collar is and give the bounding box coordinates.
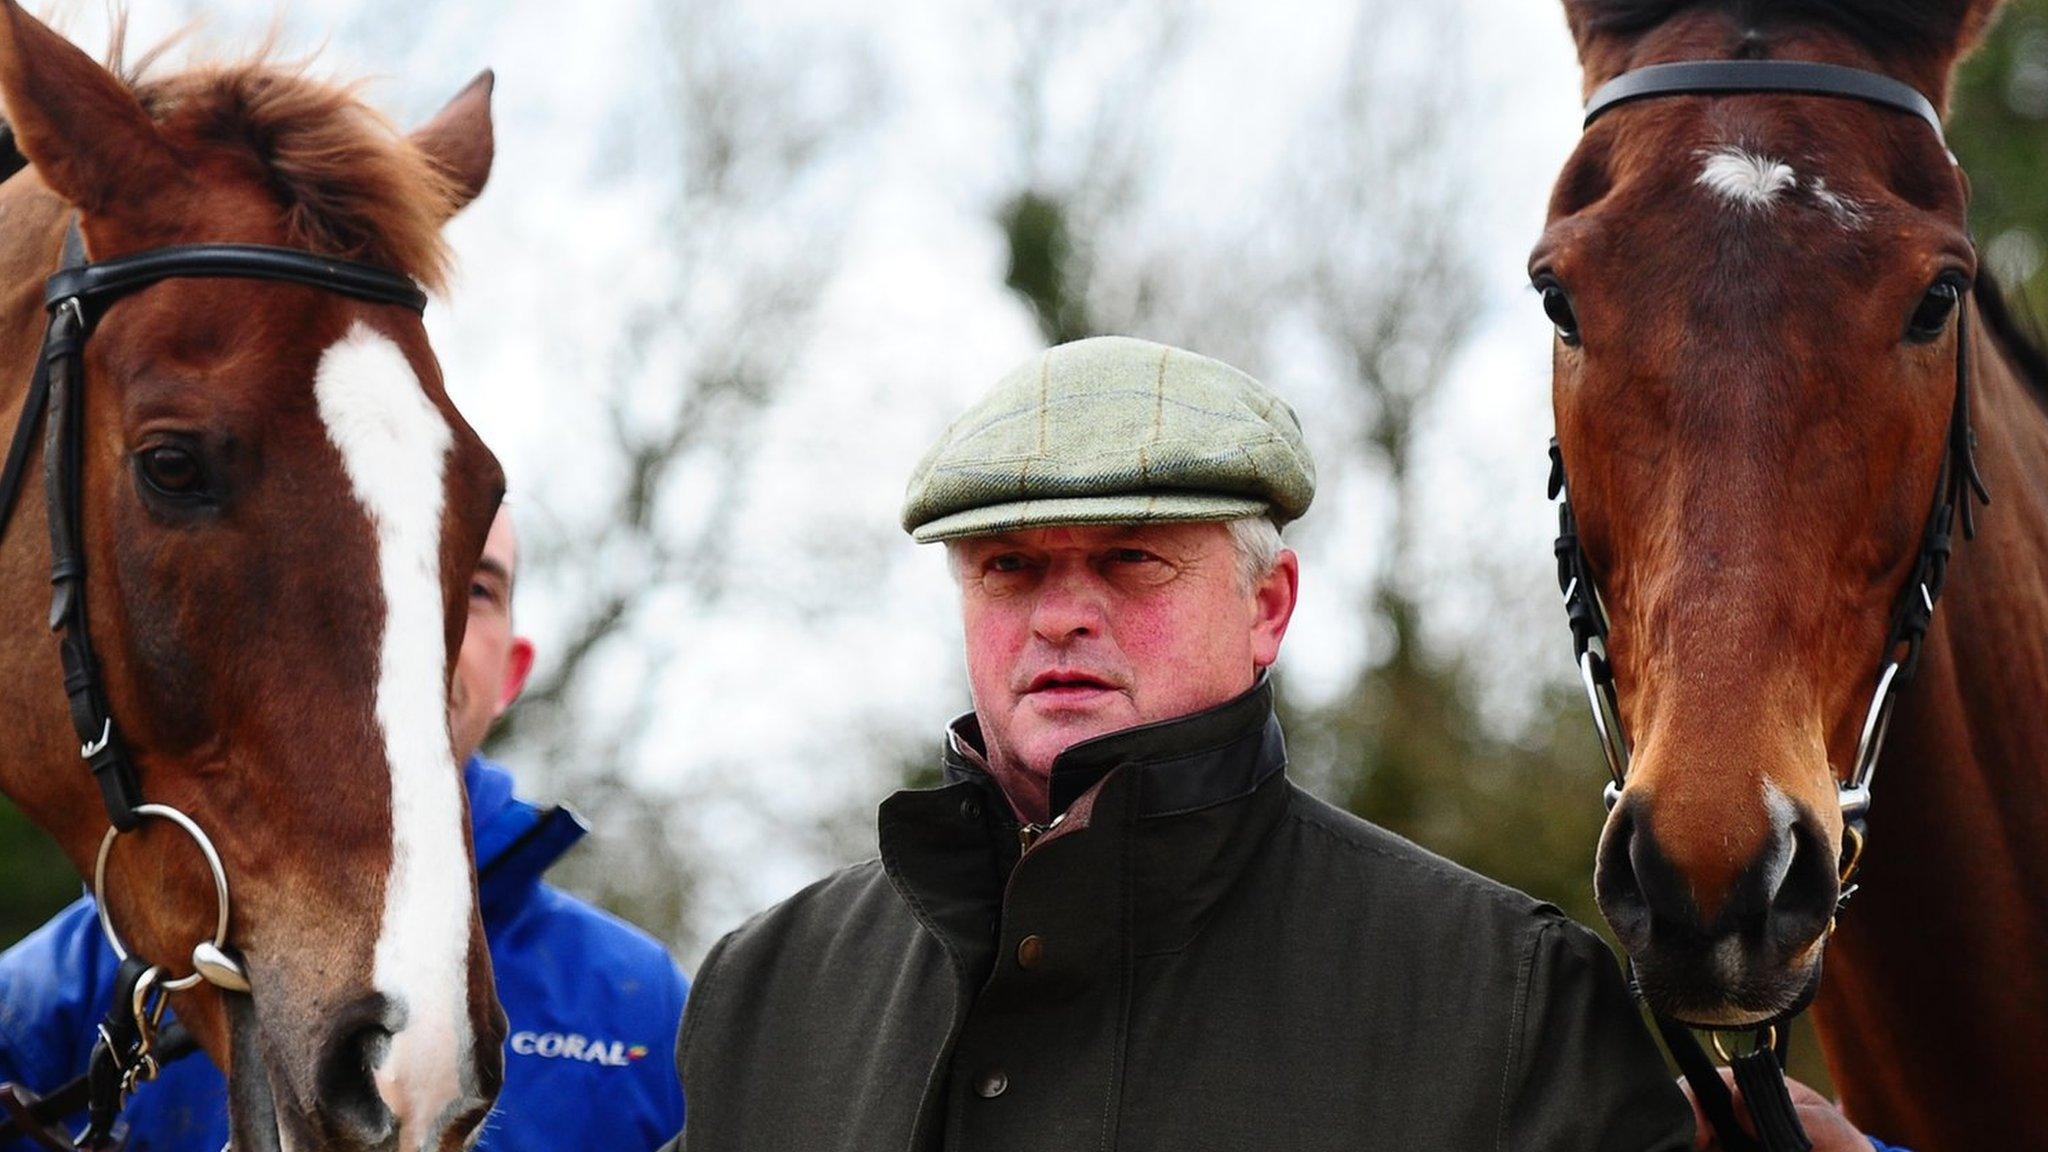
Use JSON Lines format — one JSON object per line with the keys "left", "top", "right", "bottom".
{"left": 466, "top": 755, "right": 587, "bottom": 921}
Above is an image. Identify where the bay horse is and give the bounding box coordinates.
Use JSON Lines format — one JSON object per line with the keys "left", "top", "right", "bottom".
{"left": 1535, "top": 1, "right": 2046, "bottom": 1147}
{"left": 0, "top": 4, "right": 509, "bottom": 1149}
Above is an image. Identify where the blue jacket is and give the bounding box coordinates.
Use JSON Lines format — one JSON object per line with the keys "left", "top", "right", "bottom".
{"left": 0, "top": 756, "right": 687, "bottom": 1151}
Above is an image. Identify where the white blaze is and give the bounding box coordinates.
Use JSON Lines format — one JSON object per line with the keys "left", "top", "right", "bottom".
{"left": 1697, "top": 147, "right": 1797, "bottom": 210}
{"left": 314, "top": 323, "right": 467, "bottom": 1149}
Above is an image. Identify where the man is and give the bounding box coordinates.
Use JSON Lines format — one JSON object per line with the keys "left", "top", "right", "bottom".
{"left": 0, "top": 508, "right": 688, "bottom": 1152}
{"left": 670, "top": 337, "right": 1889, "bottom": 1151}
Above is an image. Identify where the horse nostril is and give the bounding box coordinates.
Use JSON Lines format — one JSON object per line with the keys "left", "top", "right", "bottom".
{"left": 1767, "top": 812, "right": 1839, "bottom": 948}
{"left": 1594, "top": 803, "right": 1652, "bottom": 948}
{"left": 1596, "top": 800, "right": 1708, "bottom": 946}
{"left": 316, "top": 1010, "right": 397, "bottom": 1144}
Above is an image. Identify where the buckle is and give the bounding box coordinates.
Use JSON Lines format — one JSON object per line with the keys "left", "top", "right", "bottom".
{"left": 80, "top": 719, "right": 112, "bottom": 760}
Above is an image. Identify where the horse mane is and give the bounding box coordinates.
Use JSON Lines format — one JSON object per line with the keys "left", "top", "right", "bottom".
{"left": 1568, "top": 1, "right": 1985, "bottom": 58}
{"left": 115, "top": 31, "right": 460, "bottom": 290}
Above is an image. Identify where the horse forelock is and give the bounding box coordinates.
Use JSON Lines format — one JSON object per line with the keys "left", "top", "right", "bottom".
{"left": 117, "top": 54, "right": 461, "bottom": 291}
{"left": 1561, "top": 0, "right": 2009, "bottom": 119}
{"left": 1568, "top": 0, "right": 1997, "bottom": 61}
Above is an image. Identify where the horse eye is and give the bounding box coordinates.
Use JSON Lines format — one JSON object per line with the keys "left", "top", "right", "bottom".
{"left": 1906, "top": 280, "right": 1961, "bottom": 343}
{"left": 1540, "top": 283, "right": 1582, "bottom": 346}
{"left": 136, "top": 446, "right": 204, "bottom": 496}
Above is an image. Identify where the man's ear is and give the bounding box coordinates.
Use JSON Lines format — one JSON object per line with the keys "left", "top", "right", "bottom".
{"left": 496, "top": 636, "right": 536, "bottom": 716}
{"left": 1250, "top": 550, "right": 1299, "bottom": 671}
{"left": 410, "top": 69, "right": 494, "bottom": 222}
{"left": 0, "top": 0, "right": 184, "bottom": 221}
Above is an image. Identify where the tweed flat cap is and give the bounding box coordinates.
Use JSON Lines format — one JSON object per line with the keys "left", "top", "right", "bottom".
{"left": 902, "top": 336, "right": 1315, "bottom": 542}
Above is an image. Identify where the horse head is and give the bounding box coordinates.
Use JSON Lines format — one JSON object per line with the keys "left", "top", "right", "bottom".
{"left": 1533, "top": 0, "right": 2004, "bottom": 1028}
{"left": 0, "top": 3, "right": 507, "bottom": 1148}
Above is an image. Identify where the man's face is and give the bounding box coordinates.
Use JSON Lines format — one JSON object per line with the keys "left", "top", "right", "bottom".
{"left": 955, "top": 521, "right": 1297, "bottom": 816}
{"left": 449, "top": 509, "right": 535, "bottom": 764}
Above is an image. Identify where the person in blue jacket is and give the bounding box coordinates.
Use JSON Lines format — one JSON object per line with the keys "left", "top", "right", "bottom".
{"left": 0, "top": 508, "right": 688, "bottom": 1151}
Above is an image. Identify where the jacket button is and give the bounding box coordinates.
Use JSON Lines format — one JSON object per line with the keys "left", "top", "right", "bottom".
{"left": 975, "top": 1070, "right": 1009, "bottom": 1098}
{"left": 961, "top": 797, "right": 983, "bottom": 822}
{"left": 1016, "top": 934, "right": 1045, "bottom": 970}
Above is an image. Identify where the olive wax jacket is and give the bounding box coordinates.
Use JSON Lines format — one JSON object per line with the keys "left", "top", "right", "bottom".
{"left": 671, "top": 681, "right": 1693, "bottom": 1151}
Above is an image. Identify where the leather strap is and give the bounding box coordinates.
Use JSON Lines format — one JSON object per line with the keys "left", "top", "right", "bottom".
{"left": 46, "top": 242, "right": 427, "bottom": 319}
{"left": 1651, "top": 1010, "right": 1760, "bottom": 1152}
{"left": 1584, "top": 61, "right": 1945, "bottom": 141}
{"left": 1732, "top": 1045, "right": 1815, "bottom": 1152}
{"left": 0, "top": 1083, "right": 77, "bottom": 1150}
{"left": 40, "top": 282, "right": 141, "bottom": 831}
{"left": 1650, "top": 1008, "right": 1817, "bottom": 1152}
{"left": 1549, "top": 438, "right": 1609, "bottom": 664}
{"left": 0, "top": 1026, "right": 194, "bottom": 1149}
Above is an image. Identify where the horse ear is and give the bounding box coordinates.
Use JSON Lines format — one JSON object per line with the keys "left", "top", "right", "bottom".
{"left": 411, "top": 70, "right": 495, "bottom": 220}
{"left": 1556, "top": 1, "right": 1638, "bottom": 85}
{"left": 0, "top": 0, "right": 180, "bottom": 219}
{"left": 1947, "top": 1, "right": 2009, "bottom": 57}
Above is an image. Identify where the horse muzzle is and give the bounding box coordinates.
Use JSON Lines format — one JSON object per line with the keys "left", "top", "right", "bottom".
{"left": 1596, "top": 793, "right": 1839, "bottom": 1027}
{"left": 223, "top": 969, "right": 501, "bottom": 1152}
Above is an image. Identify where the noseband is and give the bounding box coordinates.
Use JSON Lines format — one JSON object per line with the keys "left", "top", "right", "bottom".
{"left": 0, "top": 211, "right": 425, "bottom": 1148}
{"left": 1547, "top": 60, "right": 1988, "bottom": 1152}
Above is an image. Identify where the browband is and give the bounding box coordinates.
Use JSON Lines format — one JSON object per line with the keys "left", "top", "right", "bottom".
{"left": 1584, "top": 60, "right": 1945, "bottom": 142}
{"left": 48, "top": 241, "right": 428, "bottom": 319}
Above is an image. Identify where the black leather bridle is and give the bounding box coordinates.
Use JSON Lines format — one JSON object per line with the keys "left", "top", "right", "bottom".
{"left": 0, "top": 174, "right": 427, "bottom": 1147}
{"left": 1549, "top": 60, "right": 1988, "bottom": 1152}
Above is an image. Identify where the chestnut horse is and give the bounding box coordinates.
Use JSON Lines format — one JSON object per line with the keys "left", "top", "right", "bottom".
{"left": 0, "top": 5, "right": 508, "bottom": 1150}
{"left": 1535, "top": 1, "right": 2046, "bottom": 1147}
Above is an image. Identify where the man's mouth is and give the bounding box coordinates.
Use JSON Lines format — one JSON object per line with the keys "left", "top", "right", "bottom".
{"left": 1023, "top": 670, "right": 1120, "bottom": 701}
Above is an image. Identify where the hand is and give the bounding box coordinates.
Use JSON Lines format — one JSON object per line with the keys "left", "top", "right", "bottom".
{"left": 1681, "top": 1070, "right": 1871, "bottom": 1151}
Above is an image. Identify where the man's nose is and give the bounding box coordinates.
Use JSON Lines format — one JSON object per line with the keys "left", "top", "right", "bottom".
{"left": 1028, "top": 569, "right": 1108, "bottom": 641}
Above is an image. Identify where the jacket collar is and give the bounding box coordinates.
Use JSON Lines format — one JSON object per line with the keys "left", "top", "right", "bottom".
{"left": 890, "top": 676, "right": 1292, "bottom": 967}
{"left": 466, "top": 755, "right": 588, "bottom": 920}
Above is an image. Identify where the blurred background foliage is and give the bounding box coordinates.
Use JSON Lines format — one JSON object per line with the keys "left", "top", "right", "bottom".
{"left": 1955, "top": 0, "right": 2048, "bottom": 330}
{"left": 4, "top": 0, "right": 2046, "bottom": 1098}
{"left": 0, "top": 804, "right": 72, "bottom": 947}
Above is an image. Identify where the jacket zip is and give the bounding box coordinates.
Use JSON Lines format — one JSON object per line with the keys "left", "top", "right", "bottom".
{"left": 1016, "top": 810, "right": 1070, "bottom": 854}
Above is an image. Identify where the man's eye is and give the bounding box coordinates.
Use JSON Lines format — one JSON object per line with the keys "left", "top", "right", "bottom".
{"left": 988, "top": 555, "right": 1029, "bottom": 573}
{"left": 1110, "top": 549, "right": 1156, "bottom": 564}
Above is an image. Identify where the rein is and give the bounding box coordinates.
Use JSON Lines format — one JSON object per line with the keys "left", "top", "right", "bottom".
{"left": 0, "top": 209, "right": 425, "bottom": 1150}
{"left": 1549, "top": 60, "right": 1989, "bottom": 1152}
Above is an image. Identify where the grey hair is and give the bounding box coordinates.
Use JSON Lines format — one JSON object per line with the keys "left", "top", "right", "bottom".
{"left": 1224, "top": 515, "right": 1284, "bottom": 591}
